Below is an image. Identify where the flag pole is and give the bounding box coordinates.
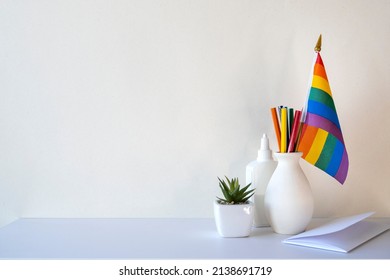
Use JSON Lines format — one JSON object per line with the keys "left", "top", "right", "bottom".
{"left": 301, "top": 34, "right": 322, "bottom": 123}
{"left": 295, "top": 35, "right": 322, "bottom": 152}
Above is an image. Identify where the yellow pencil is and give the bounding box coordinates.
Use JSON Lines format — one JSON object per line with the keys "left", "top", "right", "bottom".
{"left": 280, "top": 107, "right": 287, "bottom": 153}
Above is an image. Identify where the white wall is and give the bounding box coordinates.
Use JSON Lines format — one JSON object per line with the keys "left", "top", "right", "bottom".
{"left": 1, "top": 0, "right": 389, "bottom": 224}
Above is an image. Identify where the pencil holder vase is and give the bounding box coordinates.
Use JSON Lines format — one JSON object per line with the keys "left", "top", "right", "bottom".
{"left": 264, "top": 152, "right": 313, "bottom": 235}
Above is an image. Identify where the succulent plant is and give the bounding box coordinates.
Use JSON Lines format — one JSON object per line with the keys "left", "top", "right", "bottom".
{"left": 217, "top": 176, "right": 254, "bottom": 204}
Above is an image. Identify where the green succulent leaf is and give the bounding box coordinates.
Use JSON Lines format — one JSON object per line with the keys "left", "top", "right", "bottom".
{"left": 216, "top": 176, "right": 255, "bottom": 204}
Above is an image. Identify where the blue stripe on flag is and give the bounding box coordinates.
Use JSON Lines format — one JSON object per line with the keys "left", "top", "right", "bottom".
{"left": 307, "top": 99, "right": 341, "bottom": 129}
{"left": 325, "top": 139, "right": 344, "bottom": 176}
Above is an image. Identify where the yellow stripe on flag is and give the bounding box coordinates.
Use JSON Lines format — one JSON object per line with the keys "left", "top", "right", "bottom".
{"left": 312, "top": 75, "right": 332, "bottom": 96}
{"left": 305, "top": 129, "right": 329, "bottom": 164}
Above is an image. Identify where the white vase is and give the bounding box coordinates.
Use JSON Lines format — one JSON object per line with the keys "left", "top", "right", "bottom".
{"left": 264, "top": 152, "right": 313, "bottom": 234}
{"left": 214, "top": 201, "right": 254, "bottom": 237}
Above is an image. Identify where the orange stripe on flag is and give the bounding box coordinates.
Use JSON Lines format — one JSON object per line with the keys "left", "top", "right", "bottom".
{"left": 305, "top": 129, "right": 329, "bottom": 164}
{"left": 298, "top": 125, "right": 318, "bottom": 158}
{"left": 314, "top": 64, "right": 327, "bottom": 80}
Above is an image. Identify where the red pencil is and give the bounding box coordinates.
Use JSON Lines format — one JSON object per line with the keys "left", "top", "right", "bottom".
{"left": 287, "top": 110, "right": 302, "bottom": 153}
{"left": 270, "top": 107, "right": 281, "bottom": 151}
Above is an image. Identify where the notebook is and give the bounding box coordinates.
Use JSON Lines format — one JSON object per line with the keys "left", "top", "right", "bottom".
{"left": 283, "top": 212, "right": 390, "bottom": 253}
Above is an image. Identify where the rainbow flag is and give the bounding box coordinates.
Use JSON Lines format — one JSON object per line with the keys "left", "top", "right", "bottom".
{"left": 297, "top": 52, "right": 349, "bottom": 184}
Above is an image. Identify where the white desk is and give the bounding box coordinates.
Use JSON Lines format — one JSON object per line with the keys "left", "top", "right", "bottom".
{"left": 0, "top": 218, "right": 389, "bottom": 259}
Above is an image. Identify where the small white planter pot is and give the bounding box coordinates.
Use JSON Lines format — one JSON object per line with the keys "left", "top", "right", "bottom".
{"left": 214, "top": 200, "right": 254, "bottom": 237}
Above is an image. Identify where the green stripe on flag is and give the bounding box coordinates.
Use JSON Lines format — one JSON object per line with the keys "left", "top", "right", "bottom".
{"left": 309, "top": 87, "right": 336, "bottom": 111}
{"left": 315, "top": 133, "right": 337, "bottom": 170}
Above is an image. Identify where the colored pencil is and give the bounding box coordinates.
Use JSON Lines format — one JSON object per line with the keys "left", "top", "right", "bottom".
{"left": 270, "top": 107, "right": 281, "bottom": 151}
{"left": 287, "top": 110, "right": 302, "bottom": 153}
{"left": 287, "top": 107, "right": 294, "bottom": 146}
{"left": 280, "top": 107, "right": 287, "bottom": 153}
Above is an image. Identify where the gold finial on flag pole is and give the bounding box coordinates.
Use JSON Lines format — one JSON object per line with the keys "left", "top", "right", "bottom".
{"left": 314, "top": 34, "right": 322, "bottom": 52}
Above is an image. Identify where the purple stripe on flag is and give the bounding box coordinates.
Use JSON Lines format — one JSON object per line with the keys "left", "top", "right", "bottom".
{"left": 305, "top": 112, "right": 345, "bottom": 144}
{"left": 335, "top": 148, "right": 349, "bottom": 184}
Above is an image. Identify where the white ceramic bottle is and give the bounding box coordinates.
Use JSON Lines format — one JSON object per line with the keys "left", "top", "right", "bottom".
{"left": 246, "top": 134, "right": 277, "bottom": 227}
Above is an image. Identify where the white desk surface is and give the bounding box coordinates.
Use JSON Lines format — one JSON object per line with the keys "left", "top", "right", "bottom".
{"left": 0, "top": 218, "right": 389, "bottom": 259}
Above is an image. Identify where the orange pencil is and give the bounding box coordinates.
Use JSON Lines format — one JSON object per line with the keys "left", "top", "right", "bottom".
{"left": 270, "top": 107, "right": 281, "bottom": 151}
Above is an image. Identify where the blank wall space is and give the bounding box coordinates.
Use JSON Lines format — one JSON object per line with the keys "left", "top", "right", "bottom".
{"left": 0, "top": 0, "right": 389, "bottom": 223}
